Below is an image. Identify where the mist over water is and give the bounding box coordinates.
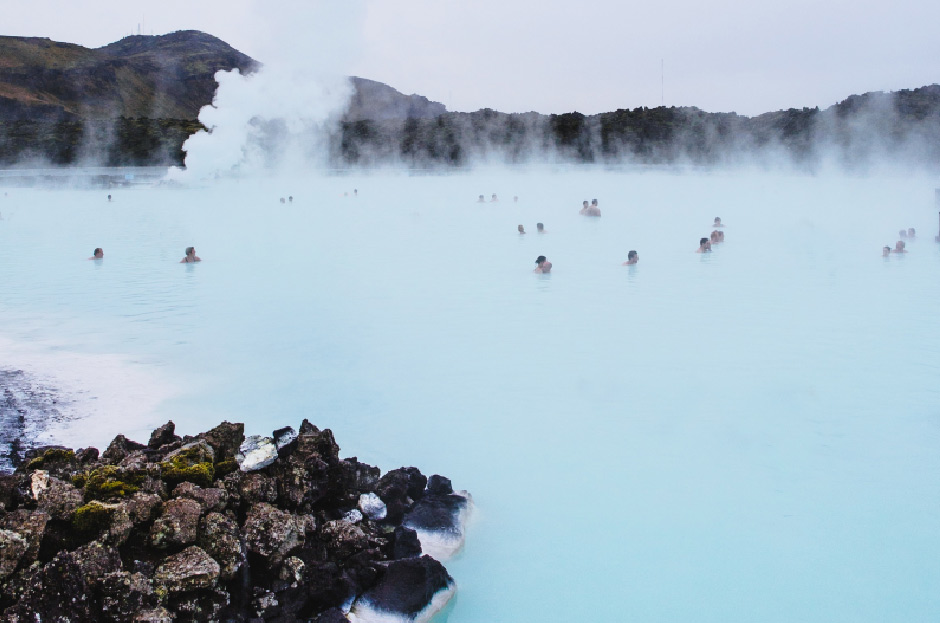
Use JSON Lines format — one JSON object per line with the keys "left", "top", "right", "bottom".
{"left": 1, "top": 167, "right": 938, "bottom": 621}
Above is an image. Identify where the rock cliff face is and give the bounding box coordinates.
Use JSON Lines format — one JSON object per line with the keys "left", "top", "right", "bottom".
{"left": 0, "top": 419, "right": 471, "bottom": 622}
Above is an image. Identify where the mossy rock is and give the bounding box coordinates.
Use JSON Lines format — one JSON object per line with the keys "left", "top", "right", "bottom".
{"left": 83, "top": 465, "right": 144, "bottom": 501}
{"left": 26, "top": 448, "right": 75, "bottom": 469}
{"left": 73, "top": 501, "right": 115, "bottom": 534}
{"left": 214, "top": 458, "right": 239, "bottom": 480}
{"left": 95, "top": 480, "right": 140, "bottom": 498}
{"left": 166, "top": 444, "right": 214, "bottom": 465}
{"left": 161, "top": 452, "right": 215, "bottom": 489}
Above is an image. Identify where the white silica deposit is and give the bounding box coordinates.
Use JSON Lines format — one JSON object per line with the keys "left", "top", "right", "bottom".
{"left": 359, "top": 493, "right": 388, "bottom": 521}
{"left": 236, "top": 435, "right": 278, "bottom": 471}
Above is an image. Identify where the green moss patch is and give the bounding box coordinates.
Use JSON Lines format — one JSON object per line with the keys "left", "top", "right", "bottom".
{"left": 214, "top": 458, "right": 239, "bottom": 480}
{"left": 72, "top": 502, "right": 115, "bottom": 534}
{"left": 26, "top": 448, "right": 75, "bottom": 469}
{"left": 83, "top": 465, "right": 144, "bottom": 501}
{"left": 161, "top": 449, "right": 215, "bottom": 488}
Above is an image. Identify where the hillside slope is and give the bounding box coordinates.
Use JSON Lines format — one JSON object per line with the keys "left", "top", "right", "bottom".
{"left": 0, "top": 31, "right": 257, "bottom": 120}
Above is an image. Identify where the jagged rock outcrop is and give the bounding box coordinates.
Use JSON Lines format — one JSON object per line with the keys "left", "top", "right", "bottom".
{"left": 0, "top": 420, "right": 471, "bottom": 622}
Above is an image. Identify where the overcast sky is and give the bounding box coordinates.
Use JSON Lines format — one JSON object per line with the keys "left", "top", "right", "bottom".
{"left": 6, "top": 1, "right": 939, "bottom": 116}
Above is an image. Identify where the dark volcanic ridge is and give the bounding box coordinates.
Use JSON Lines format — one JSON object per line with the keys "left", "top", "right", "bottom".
{"left": 0, "top": 32, "right": 442, "bottom": 124}
{"left": 0, "top": 30, "right": 939, "bottom": 169}
{"left": 0, "top": 31, "right": 257, "bottom": 121}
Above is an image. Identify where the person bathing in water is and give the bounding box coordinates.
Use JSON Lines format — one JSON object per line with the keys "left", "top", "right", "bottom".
{"left": 622, "top": 250, "right": 638, "bottom": 265}
{"left": 584, "top": 199, "right": 601, "bottom": 217}
{"left": 537, "top": 222, "right": 545, "bottom": 233}
{"left": 181, "top": 247, "right": 202, "bottom": 263}
{"left": 88, "top": 248, "right": 103, "bottom": 260}
{"left": 696, "top": 237, "right": 712, "bottom": 253}
{"left": 713, "top": 217, "right": 724, "bottom": 227}
{"left": 518, "top": 224, "right": 526, "bottom": 234}
{"left": 534, "top": 256, "right": 552, "bottom": 273}
{"left": 579, "top": 201, "right": 590, "bottom": 215}
{"left": 883, "top": 246, "right": 892, "bottom": 257}
{"left": 893, "top": 240, "right": 907, "bottom": 253}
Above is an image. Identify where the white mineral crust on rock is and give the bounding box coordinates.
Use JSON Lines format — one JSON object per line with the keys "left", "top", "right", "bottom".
{"left": 29, "top": 470, "right": 50, "bottom": 500}
{"left": 236, "top": 435, "right": 278, "bottom": 471}
{"left": 343, "top": 509, "right": 364, "bottom": 523}
{"left": 358, "top": 493, "right": 387, "bottom": 520}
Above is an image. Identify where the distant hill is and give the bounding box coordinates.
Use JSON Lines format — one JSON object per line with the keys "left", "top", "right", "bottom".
{"left": 0, "top": 30, "right": 937, "bottom": 170}
{"left": 0, "top": 31, "right": 257, "bottom": 120}
{"left": 0, "top": 31, "right": 451, "bottom": 166}
{"left": 338, "top": 86, "right": 940, "bottom": 170}
{"left": 0, "top": 32, "right": 448, "bottom": 124}
{"left": 346, "top": 77, "right": 446, "bottom": 121}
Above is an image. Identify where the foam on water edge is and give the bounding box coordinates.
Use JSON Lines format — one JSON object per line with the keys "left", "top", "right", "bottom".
{"left": 408, "top": 492, "right": 474, "bottom": 562}
{"left": 349, "top": 583, "right": 456, "bottom": 623}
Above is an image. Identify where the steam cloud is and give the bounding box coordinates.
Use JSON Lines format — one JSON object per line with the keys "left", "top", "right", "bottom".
{"left": 171, "top": 0, "right": 366, "bottom": 180}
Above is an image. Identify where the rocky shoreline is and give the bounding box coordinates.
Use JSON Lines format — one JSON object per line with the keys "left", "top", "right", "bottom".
{"left": 0, "top": 419, "right": 471, "bottom": 622}
{"left": 1, "top": 369, "right": 71, "bottom": 474}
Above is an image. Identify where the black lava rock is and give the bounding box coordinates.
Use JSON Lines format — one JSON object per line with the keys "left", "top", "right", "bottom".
{"left": 359, "top": 556, "right": 453, "bottom": 616}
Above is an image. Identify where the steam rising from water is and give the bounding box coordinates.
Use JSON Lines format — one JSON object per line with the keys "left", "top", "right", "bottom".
{"left": 172, "top": 1, "right": 365, "bottom": 180}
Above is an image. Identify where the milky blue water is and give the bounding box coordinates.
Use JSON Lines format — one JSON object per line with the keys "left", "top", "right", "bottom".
{"left": 1, "top": 168, "right": 938, "bottom": 622}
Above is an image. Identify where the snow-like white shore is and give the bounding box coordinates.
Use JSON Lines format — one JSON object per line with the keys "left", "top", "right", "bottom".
{"left": 0, "top": 333, "right": 179, "bottom": 451}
